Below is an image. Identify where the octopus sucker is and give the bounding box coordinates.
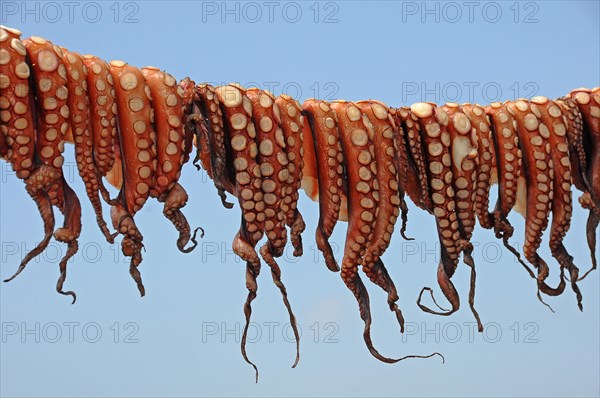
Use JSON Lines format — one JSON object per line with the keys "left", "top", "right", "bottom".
{"left": 2, "top": 25, "right": 599, "bottom": 378}
{"left": 508, "top": 100, "right": 566, "bottom": 298}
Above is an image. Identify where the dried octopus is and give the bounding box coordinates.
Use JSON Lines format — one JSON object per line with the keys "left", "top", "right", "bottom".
{"left": 1, "top": 26, "right": 599, "bottom": 380}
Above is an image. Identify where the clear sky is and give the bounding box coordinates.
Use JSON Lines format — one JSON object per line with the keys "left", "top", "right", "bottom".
{"left": 1, "top": 1, "right": 599, "bottom": 397}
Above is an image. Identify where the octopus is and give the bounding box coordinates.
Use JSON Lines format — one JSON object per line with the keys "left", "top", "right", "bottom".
{"left": 1, "top": 25, "right": 599, "bottom": 381}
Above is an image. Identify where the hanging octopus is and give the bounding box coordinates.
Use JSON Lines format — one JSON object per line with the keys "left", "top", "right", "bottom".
{"left": 1, "top": 26, "right": 599, "bottom": 381}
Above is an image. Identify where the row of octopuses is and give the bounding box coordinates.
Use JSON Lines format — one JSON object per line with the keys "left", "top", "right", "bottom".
{"left": 1, "top": 25, "right": 599, "bottom": 380}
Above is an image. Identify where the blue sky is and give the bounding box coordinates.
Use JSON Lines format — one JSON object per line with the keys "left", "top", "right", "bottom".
{"left": 1, "top": 1, "right": 599, "bottom": 397}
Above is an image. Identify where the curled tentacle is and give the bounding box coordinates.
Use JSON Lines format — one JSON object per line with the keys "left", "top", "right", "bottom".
{"left": 111, "top": 204, "right": 145, "bottom": 296}
{"left": 53, "top": 178, "right": 82, "bottom": 303}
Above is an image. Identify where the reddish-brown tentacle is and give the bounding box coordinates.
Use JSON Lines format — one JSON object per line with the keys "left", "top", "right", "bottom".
{"left": 531, "top": 96, "right": 583, "bottom": 309}
{"left": 357, "top": 100, "right": 405, "bottom": 331}
{"left": 509, "top": 99, "right": 566, "bottom": 297}
{"left": 332, "top": 100, "right": 382, "bottom": 360}
{"left": 7, "top": 35, "right": 84, "bottom": 300}
{"left": 142, "top": 67, "right": 200, "bottom": 253}
{"left": 193, "top": 83, "right": 235, "bottom": 208}
{"left": 275, "top": 95, "right": 306, "bottom": 257}
{"left": 462, "top": 104, "right": 496, "bottom": 230}
{"left": 394, "top": 107, "right": 432, "bottom": 212}
{"left": 569, "top": 89, "right": 600, "bottom": 281}
{"left": 442, "top": 104, "right": 482, "bottom": 330}
{"left": 81, "top": 55, "right": 120, "bottom": 205}
{"left": 0, "top": 27, "right": 44, "bottom": 284}
{"left": 302, "top": 99, "right": 345, "bottom": 272}
{"left": 61, "top": 48, "right": 116, "bottom": 244}
{"left": 109, "top": 60, "right": 158, "bottom": 296}
{"left": 246, "top": 88, "right": 300, "bottom": 369}
{"left": 486, "top": 102, "right": 534, "bottom": 278}
{"left": 214, "top": 84, "right": 264, "bottom": 382}
{"left": 333, "top": 100, "right": 442, "bottom": 363}
{"left": 385, "top": 108, "right": 412, "bottom": 241}
{"left": 411, "top": 103, "right": 463, "bottom": 319}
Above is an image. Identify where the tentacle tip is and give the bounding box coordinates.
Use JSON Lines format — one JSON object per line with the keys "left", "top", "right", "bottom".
{"left": 401, "top": 232, "right": 415, "bottom": 241}
{"left": 436, "top": 352, "right": 445, "bottom": 364}
{"left": 291, "top": 357, "right": 300, "bottom": 368}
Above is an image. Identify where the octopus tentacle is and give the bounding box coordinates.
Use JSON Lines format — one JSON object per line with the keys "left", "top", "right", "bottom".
{"left": 193, "top": 83, "right": 235, "bottom": 208}
{"left": 142, "top": 67, "right": 199, "bottom": 253}
{"left": 569, "top": 89, "right": 600, "bottom": 281}
{"left": 61, "top": 48, "right": 116, "bottom": 243}
{"left": 3, "top": 166, "right": 58, "bottom": 282}
{"left": 332, "top": 100, "right": 384, "bottom": 359}
{"left": 411, "top": 103, "right": 463, "bottom": 318}
{"left": 17, "top": 36, "right": 84, "bottom": 300}
{"left": 246, "top": 88, "right": 300, "bottom": 369}
{"left": 214, "top": 84, "right": 264, "bottom": 381}
{"left": 531, "top": 96, "right": 583, "bottom": 309}
{"left": 386, "top": 108, "right": 413, "bottom": 240}
{"left": 275, "top": 95, "right": 306, "bottom": 257}
{"left": 109, "top": 60, "right": 158, "bottom": 296}
{"left": 0, "top": 28, "right": 44, "bottom": 282}
{"left": 443, "top": 103, "right": 482, "bottom": 331}
{"left": 81, "top": 55, "right": 119, "bottom": 205}
{"left": 53, "top": 177, "right": 81, "bottom": 303}
{"left": 332, "top": 100, "right": 440, "bottom": 362}
{"left": 509, "top": 99, "right": 566, "bottom": 297}
{"left": 302, "top": 100, "right": 345, "bottom": 272}
{"left": 357, "top": 100, "right": 405, "bottom": 331}
{"left": 485, "top": 102, "right": 534, "bottom": 278}
{"left": 462, "top": 104, "right": 496, "bottom": 230}
{"left": 395, "top": 107, "right": 432, "bottom": 212}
